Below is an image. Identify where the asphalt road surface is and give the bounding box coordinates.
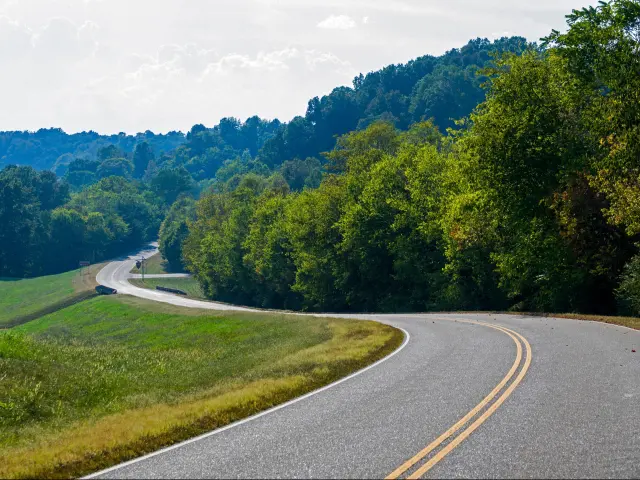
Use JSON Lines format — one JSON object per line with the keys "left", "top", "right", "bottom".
{"left": 92, "top": 244, "right": 639, "bottom": 479}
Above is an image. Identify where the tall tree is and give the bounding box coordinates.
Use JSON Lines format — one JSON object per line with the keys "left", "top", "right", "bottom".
{"left": 133, "top": 142, "right": 155, "bottom": 179}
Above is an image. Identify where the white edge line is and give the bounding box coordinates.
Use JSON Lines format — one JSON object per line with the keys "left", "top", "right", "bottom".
{"left": 83, "top": 327, "right": 411, "bottom": 478}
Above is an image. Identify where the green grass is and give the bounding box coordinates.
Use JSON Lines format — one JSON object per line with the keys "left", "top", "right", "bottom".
{"left": 130, "top": 277, "right": 206, "bottom": 300}
{"left": 130, "top": 253, "right": 175, "bottom": 275}
{"left": 0, "top": 265, "right": 102, "bottom": 328}
{"left": 0, "top": 295, "right": 402, "bottom": 479}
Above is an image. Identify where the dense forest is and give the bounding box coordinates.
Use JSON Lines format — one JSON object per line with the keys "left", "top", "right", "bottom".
{"left": 0, "top": 35, "right": 527, "bottom": 278}
{"left": 3, "top": 0, "right": 640, "bottom": 317}
{"left": 177, "top": 0, "right": 640, "bottom": 316}
{"left": 0, "top": 129, "right": 185, "bottom": 173}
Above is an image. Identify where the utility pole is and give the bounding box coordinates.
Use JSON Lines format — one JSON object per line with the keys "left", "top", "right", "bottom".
{"left": 136, "top": 257, "right": 146, "bottom": 282}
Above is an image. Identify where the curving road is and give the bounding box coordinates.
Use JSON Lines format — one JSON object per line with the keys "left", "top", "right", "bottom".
{"left": 92, "top": 244, "right": 639, "bottom": 479}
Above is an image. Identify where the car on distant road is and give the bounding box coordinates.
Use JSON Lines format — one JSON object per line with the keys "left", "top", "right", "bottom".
{"left": 95, "top": 285, "right": 117, "bottom": 295}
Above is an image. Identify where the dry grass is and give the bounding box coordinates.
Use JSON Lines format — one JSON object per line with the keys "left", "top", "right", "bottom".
{"left": 0, "top": 297, "right": 402, "bottom": 479}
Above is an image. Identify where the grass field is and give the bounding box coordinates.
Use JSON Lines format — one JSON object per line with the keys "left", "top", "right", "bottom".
{"left": 130, "top": 253, "right": 174, "bottom": 275}
{"left": 0, "top": 295, "right": 402, "bottom": 479}
{"left": 130, "top": 277, "right": 206, "bottom": 299}
{"left": 0, "top": 264, "right": 103, "bottom": 328}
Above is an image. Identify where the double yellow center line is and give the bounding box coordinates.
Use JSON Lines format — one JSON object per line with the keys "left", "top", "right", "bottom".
{"left": 386, "top": 319, "right": 532, "bottom": 479}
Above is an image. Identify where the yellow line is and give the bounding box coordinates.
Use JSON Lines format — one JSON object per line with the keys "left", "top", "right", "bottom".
{"left": 409, "top": 324, "right": 532, "bottom": 479}
{"left": 385, "top": 324, "right": 521, "bottom": 479}
{"left": 385, "top": 319, "right": 532, "bottom": 479}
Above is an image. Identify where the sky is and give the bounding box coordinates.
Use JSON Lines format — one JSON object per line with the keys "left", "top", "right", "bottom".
{"left": 0, "top": 0, "right": 598, "bottom": 134}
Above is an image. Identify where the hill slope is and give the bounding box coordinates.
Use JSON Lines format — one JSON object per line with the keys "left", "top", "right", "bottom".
{"left": 0, "top": 37, "right": 531, "bottom": 181}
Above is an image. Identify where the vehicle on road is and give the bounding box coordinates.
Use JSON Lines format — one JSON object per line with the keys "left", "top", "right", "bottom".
{"left": 95, "top": 285, "right": 117, "bottom": 295}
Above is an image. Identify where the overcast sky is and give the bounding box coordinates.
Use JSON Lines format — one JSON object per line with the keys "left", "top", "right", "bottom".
{"left": 0, "top": 0, "right": 598, "bottom": 134}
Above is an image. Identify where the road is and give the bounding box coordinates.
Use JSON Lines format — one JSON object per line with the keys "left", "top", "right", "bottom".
{"left": 92, "top": 244, "right": 639, "bottom": 479}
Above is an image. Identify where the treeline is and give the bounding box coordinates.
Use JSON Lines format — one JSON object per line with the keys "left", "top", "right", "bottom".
{"left": 0, "top": 129, "right": 184, "bottom": 173}
{"left": 179, "top": 1, "right": 640, "bottom": 316}
{"left": 257, "top": 36, "right": 531, "bottom": 169}
{"left": 0, "top": 165, "right": 192, "bottom": 277}
{"left": 162, "top": 36, "right": 531, "bottom": 183}
{"left": 2, "top": 37, "right": 530, "bottom": 193}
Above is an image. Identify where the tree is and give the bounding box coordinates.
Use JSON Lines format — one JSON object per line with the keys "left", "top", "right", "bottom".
{"left": 150, "top": 167, "right": 194, "bottom": 205}
{"left": 159, "top": 197, "right": 195, "bottom": 271}
{"left": 133, "top": 142, "right": 155, "bottom": 179}
{"left": 97, "top": 158, "right": 134, "bottom": 179}
{"left": 97, "top": 145, "right": 125, "bottom": 162}
{"left": 544, "top": 0, "right": 640, "bottom": 236}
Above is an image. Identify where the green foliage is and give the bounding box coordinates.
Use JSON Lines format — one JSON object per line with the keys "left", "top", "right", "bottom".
{"left": 0, "top": 166, "right": 68, "bottom": 277}
{"left": 0, "top": 129, "right": 185, "bottom": 172}
{"left": 159, "top": 197, "right": 196, "bottom": 271}
{"left": 150, "top": 166, "right": 194, "bottom": 205}
{"left": 186, "top": 122, "right": 453, "bottom": 312}
{"left": 181, "top": 1, "right": 640, "bottom": 315}
{"left": 0, "top": 165, "right": 162, "bottom": 277}
{"left": 97, "top": 157, "right": 134, "bottom": 180}
{"left": 616, "top": 254, "right": 640, "bottom": 315}
{"left": 1, "top": 37, "right": 530, "bottom": 197}
{"left": 133, "top": 142, "right": 155, "bottom": 179}
{"left": 545, "top": 0, "right": 640, "bottom": 236}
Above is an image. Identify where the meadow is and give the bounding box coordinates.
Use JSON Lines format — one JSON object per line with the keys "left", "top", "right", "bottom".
{"left": 0, "top": 295, "right": 402, "bottom": 478}
{"left": 0, "top": 264, "right": 102, "bottom": 328}
{"left": 130, "top": 276, "right": 206, "bottom": 299}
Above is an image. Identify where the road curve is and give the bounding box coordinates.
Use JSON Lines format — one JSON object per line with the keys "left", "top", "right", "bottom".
{"left": 92, "top": 244, "right": 639, "bottom": 479}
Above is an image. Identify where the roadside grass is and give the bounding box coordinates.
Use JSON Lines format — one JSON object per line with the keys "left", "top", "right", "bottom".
{"left": 0, "top": 295, "right": 402, "bottom": 479}
{"left": 130, "top": 253, "right": 175, "bottom": 275}
{"left": 130, "top": 277, "right": 206, "bottom": 299}
{"left": 0, "top": 264, "right": 103, "bottom": 328}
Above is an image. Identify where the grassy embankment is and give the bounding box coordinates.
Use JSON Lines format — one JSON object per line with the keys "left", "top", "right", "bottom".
{"left": 0, "top": 295, "right": 402, "bottom": 479}
{"left": 130, "top": 277, "right": 206, "bottom": 299}
{"left": 0, "top": 264, "right": 103, "bottom": 328}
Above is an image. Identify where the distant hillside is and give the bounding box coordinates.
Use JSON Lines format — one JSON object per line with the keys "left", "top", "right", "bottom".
{"left": 0, "top": 36, "right": 533, "bottom": 179}
{"left": 256, "top": 36, "right": 533, "bottom": 168}
{"left": 0, "top": 129, "right": 186, "bottom": 174}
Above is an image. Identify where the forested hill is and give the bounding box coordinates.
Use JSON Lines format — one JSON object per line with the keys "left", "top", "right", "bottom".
{"left": 0, "top": 36, "right": 531, "bottom": 178}
{"left": 257, "top": 36, "right": 532, "bottom": 169}
{"left": 175, "top": 0, "right": 640, "bottom": 317}
{"left": 0, "top": 129, "right": 186, "bottom": 174}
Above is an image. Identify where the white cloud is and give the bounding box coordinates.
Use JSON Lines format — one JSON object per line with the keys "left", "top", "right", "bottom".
{"left": 317, "top": 14, "right": 357, "bottom": 30}
{"left": 362, "top": 16, "right": 369, "bottom": 24}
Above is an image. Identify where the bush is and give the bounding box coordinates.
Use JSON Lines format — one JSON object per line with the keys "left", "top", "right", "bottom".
{"left": 616, "top": 254, "right": 640, "bottom": 316}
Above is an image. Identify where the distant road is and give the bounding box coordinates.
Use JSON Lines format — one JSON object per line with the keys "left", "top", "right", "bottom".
{"left": 93, "top": 244, "right": 639, "bottom": 479}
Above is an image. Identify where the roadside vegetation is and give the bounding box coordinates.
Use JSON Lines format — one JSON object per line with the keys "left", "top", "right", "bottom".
{"left": 0, "top": 264, "right": 102, "bottom": 328}
{"left": 130, "top": 277, "right": 205, "bottom": 299}
{"left": 176, "top": 1, "right": 640, "bottom": 319}
{"left": 0, "top": 295, "right": 402, "bottom": 479}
